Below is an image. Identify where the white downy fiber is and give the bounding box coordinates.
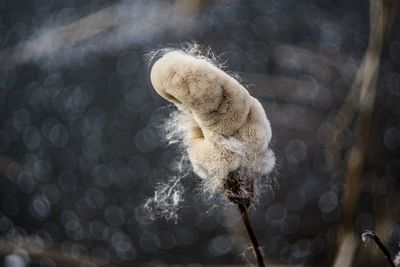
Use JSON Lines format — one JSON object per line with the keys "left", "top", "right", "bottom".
{"left": 150, "top": 47, "right": 275, "bottom": 197}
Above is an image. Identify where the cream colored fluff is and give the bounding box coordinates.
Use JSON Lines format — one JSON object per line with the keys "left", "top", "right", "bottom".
{"left": 150, "top": 50, "right": 275, "bottom": 194}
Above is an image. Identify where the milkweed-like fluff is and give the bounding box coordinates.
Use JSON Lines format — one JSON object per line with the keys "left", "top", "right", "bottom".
{"left": 150, "top": 47, "right": 275, "bottom": 207}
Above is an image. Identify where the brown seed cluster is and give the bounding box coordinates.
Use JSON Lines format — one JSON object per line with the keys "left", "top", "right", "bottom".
{"left": 223, "top": 169, "right": 255, "bottom": 208}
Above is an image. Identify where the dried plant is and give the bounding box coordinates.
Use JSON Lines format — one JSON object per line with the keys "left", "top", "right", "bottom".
{"left": 361, "top": 230, "right": 396, "bottom": 267}
{"left": 146, "top": 45, "right": 276, "bottom": 266}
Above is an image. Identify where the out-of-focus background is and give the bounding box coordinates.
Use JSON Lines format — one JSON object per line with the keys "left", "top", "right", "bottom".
{"left": 0, "top": 0, "right": 399, "bottom": 266}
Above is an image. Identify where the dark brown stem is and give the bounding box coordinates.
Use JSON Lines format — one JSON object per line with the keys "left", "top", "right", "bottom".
{"left": 362, "top": 230, "right": 395, "bottom": 267}
{"left": 238, "top": 203, "right": 265, "bottom": 267}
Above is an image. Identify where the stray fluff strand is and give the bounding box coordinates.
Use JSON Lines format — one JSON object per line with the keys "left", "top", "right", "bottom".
{"left": 149, "top": 47, "right": 275, "bottom": 267}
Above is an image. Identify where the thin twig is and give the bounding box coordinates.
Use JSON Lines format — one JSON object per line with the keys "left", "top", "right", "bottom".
{"left": 362, "top": 230, "right": 395, "bottom": 267}
{"left": 238, "top": 203, "right": 265, "bottom": 267}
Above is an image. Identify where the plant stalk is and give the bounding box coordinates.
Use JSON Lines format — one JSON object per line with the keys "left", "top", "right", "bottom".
{"left": 238, "top": 203, "right": 265, "bottom": 267}
{"left": 362, "top": 231, "right": 395, "bottom": 267}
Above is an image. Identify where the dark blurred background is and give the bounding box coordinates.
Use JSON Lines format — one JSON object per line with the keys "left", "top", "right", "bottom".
{"left": 0, "top": 0, "right": 399, "bottom": 266}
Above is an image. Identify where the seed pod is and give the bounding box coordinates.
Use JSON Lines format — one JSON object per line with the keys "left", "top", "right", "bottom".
{"left": 150, "top": 49, "right": 275, "bottom": 203}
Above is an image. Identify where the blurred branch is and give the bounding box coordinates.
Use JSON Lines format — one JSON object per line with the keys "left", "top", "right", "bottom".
{"left": 327, "top": 0, "right": 396, "bottom": 166}
{"left": 0, "top": 238, "right": 292, "bottom": 267}
{"left": 241, "top": 73, "right": 334, "bottom": 111}
{"left": 0, "top": 238, "right": 109, "bottom": 267}
{"left": 274, "top": 43, "right": 352, "bottom": 71}
{"left": 0, "top": 5, "right": 119, "bottom": 68}
{"left": 333, "top": 234, "right": 358, "bottom": 267}
{"left": 333, "top": 0, "right": 396, "bottom": 267}
{"left": 0, "top": 0, "right": 202, "bottom": 69}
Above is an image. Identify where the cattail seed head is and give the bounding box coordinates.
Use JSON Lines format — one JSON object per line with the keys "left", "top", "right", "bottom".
{"left": 150, "top": 47, "right": 275, "bottom": 205}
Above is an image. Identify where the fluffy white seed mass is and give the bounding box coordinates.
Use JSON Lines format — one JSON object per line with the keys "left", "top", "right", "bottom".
{"left": 150, "top": 49, "right": 275, "bottom": 195}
